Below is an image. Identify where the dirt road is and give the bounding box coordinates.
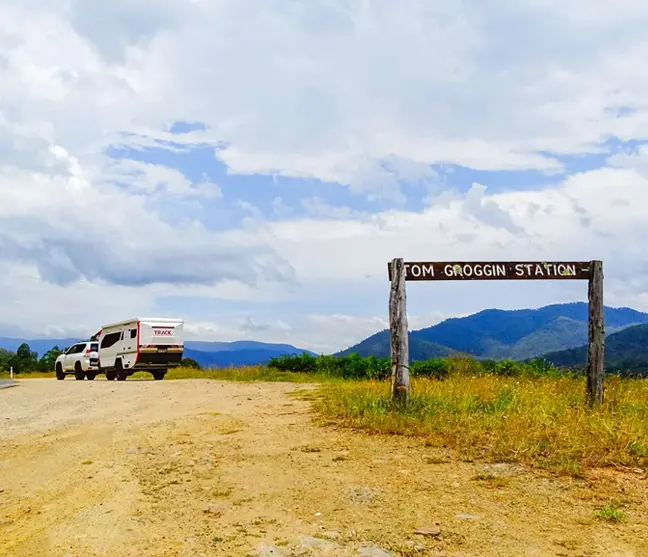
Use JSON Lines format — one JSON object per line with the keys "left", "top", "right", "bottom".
{"left": 1, "top": 379, "right": 647, "bottom": 557}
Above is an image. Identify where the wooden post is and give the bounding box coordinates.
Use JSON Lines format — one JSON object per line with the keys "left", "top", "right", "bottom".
{"left": 389, "top": 258, "right": 409, "bottom": 407}
{"left": 587, "top": 260, "right": 604, "bottom": 406}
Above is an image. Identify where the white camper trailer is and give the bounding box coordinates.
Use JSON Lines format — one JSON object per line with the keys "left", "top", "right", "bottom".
{"left": 93, "top": 318, "right": 184, "bottom": 381}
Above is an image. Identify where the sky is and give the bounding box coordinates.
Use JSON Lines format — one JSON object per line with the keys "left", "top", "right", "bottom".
{"left": 2, "top": 1, "right": 648, "bottom": 354}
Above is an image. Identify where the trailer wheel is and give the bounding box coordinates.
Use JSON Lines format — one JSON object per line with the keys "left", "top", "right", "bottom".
{"left": 86, "top": 372, "right": 96, "bottom": 380}
{"left": 116, "top": 360, "right": 127, "bottom": 381}
{"left": 56, "top": 364, "right": 65, "bottom": 380}
{"left": 106, "top": 370, "right": 117, "bottom": 381}
{"left": 152, "top": 371, "right": 166, "bottom": 381}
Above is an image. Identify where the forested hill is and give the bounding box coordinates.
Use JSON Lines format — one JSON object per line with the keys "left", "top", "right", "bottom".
{"left": 337, "top": 303, "right": 648, "bottom": 361}
{"left": 542, "top": 324, "right": 648, "bottom": 375}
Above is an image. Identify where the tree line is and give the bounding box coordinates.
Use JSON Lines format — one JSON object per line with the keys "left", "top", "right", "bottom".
{"left": 0, "top": 343, "right": 64, "bottom": 374}
{"left": 0, "top": 343, "right": 203, "bottom": 374}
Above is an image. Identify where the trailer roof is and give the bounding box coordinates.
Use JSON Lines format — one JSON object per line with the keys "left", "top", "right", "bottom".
{"left": 100, "top": 317, "right": 184, "bottom": 329}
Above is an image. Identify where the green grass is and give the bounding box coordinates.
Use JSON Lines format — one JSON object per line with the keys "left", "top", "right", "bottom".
{"left": 312, "top": 375, "right": 648, "bottom": 471}
{"left": 595, "top": 504, "right": 624, "bottom": 522}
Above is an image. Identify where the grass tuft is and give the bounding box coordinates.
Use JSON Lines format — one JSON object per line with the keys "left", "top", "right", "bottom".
{"left": 595, "top": 504, "right": 624, "bottom": 522}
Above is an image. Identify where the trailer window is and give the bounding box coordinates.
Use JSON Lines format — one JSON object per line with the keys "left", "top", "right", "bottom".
{"left": 101, "top": 332, "right": 121, "bottom": 349}
{"left": 90, "top": 343, "right": 99, "bottom": 352}
{"left": 131, "top": 329, "right": 137, "bottom": 339}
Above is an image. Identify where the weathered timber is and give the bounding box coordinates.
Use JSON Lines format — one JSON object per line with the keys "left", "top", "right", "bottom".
{"left": 587, "top": 260, "right": 605, "bottom": 406}
{"left": 387, "top": 261, "right": 591, "bottom": 281}
{"left": 389, "top": 258, "right": 409, "bottom": 406}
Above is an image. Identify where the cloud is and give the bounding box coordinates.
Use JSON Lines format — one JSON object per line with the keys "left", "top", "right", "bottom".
{"left": 239, "top": 316, "right": 291, "bottom": 334}
{"left": 6, "top": 1, "right": 648, "bottom": 199}
{"left": 463, "top": 183, "right": 524, "bottom": 234}
{"left": 0, "top": 148, "right": 295, "bottom": 288}
{"left": 103, "top": 158, "right": 222, "bottom": 198}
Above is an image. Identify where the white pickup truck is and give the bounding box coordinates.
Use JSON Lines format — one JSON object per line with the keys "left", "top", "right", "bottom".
{"left": 94, "top": 317, "right": 184, "bottom": 381}
{"left": 55, "top": 341, "right": 100, "bottom": 380}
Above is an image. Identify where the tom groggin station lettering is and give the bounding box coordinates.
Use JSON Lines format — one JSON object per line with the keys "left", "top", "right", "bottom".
{"left": 387, "top": 261, "right": 591, "bottom": 281}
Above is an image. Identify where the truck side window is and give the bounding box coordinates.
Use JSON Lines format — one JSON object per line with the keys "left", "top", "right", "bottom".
{"left": 131, "top": 329, "right": 137, "bottom": 339}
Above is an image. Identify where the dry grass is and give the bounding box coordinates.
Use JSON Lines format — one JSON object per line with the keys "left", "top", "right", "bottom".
{"left": 160, "top": 366, "right": 333, "bottom": 382}
{"left": 0, "top": 371, "right": 55, "bottom": 379}
{"left": 313, "top": 375, "right": 648, "bottom": 472}
{"left": 0, "top": 366, "right": 329, "bottom": 382}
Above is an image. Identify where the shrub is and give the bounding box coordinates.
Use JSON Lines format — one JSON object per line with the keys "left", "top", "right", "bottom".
{"left": 268, "top": 352, "right": 318, "bottom": 373}
{"left": 410, "top": 359, "right": 450, "bottom": 379}
{"left": 181, "top": 357, "right": 202, "bottom": 369}
{"left": 267, "top": 353, "right": 576, "bottom": 381}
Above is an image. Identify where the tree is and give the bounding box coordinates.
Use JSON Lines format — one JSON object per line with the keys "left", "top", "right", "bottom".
{"left": 0, "top": 348, "right": 14, "bottom": 372}
{"left": 9, "top": 343, "right": 39, "bottom": 373}
{"left": 39, "top": 346, "right": 63, "bottom": 372}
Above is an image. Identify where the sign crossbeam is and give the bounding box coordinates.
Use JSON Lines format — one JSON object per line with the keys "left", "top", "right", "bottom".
{"left": 387, "top": 261, "right": 591, "bottom": 282}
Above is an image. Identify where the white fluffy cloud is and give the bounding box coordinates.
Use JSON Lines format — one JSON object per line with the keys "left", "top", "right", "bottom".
{"left": 6, "top": 1, "right": 648, "bottom": 187}
{"left": 0, "top": 146, "right": 294, "bottom": 287}
{"left": 2, "top": 1, "right": 648, "bottom": 350}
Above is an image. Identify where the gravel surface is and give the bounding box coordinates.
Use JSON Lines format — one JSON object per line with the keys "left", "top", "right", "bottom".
{"left": 1, "top": 378, "right": 647, "bottom": 557}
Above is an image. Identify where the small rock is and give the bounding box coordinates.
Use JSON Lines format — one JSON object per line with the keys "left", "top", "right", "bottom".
{"left": 455, "top": 513, "right": 480, "bottom": 520}
{"left": 347, "top": 486, "right": 380, "bottom": 503}
{"left": 203, "top": 502, "right": 225, "bottom": 516}
{"left": 257, "top": 545, "right": 290, "bottom": 557}
{"left": 126, "top": 447, "right": 150, "bottom": 455}
{"left": 299, "top": 535, "right": 342, "bottom": 551}
{"left": 414, "top": 527, "right": 441, "bottom": 537}
{"left": 25, "top": 506, "right": 31, "bottom": 513}
{"left": 322, "top": 531, "right": 341, "bottom": 540}
{"left": 0, "top": 488, "right": 4, "bottom": 493}
{"left": 480, "top": 463, "right": 520, "bottom": 477}
{"left": 358, "top": 546, "right": 393, "bottom": 557}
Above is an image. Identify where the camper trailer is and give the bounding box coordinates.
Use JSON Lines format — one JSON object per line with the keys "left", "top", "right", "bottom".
{"left": 94, "top": 318, "right": 184, "bottom": 380}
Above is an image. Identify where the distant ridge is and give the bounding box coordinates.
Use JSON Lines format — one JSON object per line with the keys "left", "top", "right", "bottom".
{"left": 336, "top": 303, "right": 648, "bottom": 361}
{"left": 541, "top": 323, "right": 648, "bottom": 375}
{"left": 0, "top": 337, "right": 315, "bottom": 369}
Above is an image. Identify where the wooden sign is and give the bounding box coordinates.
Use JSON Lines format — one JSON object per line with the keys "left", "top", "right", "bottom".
{"left": 387, "top": 258, "right": 604, "bottom": 407}
{"left": 387, "top": 261, "right": 591, "bottom": 281}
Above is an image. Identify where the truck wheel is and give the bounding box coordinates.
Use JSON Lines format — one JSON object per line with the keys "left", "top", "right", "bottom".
{"left": 74, "top": 362, "right": 85, "bottom": 380}
{"left": 86, "top": 372, "right": 96, "bottom": 380}
{"left": 116, "top": 360, "right": 127, "bottom": 381}
{"left": 152, "top": 371, "right": 166, "bottom": 381}
{"left": 106, "top": 371, "right": 117, "bottom": 381}
{"left": 74, "top": 363, "right": 85, "bottom": 380}
{"left": 56, "top": 364, "right": 65, "bottom": 380}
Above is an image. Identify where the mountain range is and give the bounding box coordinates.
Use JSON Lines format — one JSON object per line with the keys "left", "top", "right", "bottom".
{"left": 337, "top": 303, "right": 648, "bottom": 361}
{"left": 3, "top": 302, "right": 648, "bottom": 370}
{"left": 0, "top": 337, "right": 315, "bottom": 369}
